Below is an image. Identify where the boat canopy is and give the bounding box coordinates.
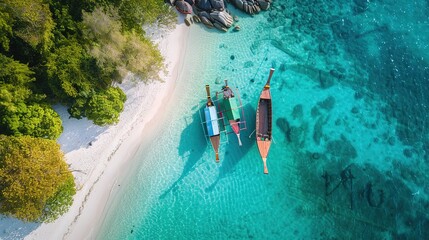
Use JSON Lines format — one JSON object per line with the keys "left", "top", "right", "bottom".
{"left": 204, "top": 106, "right": 220, "bottom": 136}
{"left": 223, "top": 97, "right": 240, "bottom": 121}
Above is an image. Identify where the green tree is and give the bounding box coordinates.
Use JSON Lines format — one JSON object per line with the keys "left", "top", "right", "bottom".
{"left": 0, "top": 135, "right": 75, "bottom": 222}
{"left": 124, "top": 31, "right": 164, "bottom": 82}
{"left": 0, "top": 8, "right": 13, "bottom": 51}
{"left": 85, "top": 86, "right": 126, "bottom": 125}
{"left": 0, "top": 53, "right": 34, "bottom": 86}
{"left": 0, "top": 54, "right": 62, "bottom": 139}
{"left": 3, "top": 0, "right": 55, "bottom": 52}
{"left": 46, "top": 40, "right": 96, "bottom": 100}
{"left": 82, "top": 7, "right": 165, "bottom": 82}
{"left": 82, "top": 7, "right": 125, "bottom": 82}
{"left": 113, "top": 0, "right": 177, "bottom": 32}
{"left": 0, "top": 103, "right": 63, "bottom": 139}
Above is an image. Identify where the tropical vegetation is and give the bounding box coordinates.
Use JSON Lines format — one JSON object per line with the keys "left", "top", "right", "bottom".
{"left": 0, "top": 0, "right": 176, "bottom": 222}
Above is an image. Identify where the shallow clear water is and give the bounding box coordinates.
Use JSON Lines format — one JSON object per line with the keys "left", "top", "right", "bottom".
{"left": 98, "top": 1, "right": 429, "bottom": 239}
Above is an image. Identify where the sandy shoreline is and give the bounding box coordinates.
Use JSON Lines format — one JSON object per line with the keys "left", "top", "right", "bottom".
{"left": 7, "top": 17, "right": 190, "bottom": 240}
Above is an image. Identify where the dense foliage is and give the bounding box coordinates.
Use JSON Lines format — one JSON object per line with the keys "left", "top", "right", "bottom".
{"left": 1, "top": 0, "right": 175, "bottom": 127}
{"left": 0, "top": 135, "right": 75, "bottom": 222}
{"left": 0, "top": 0, "right": 176, "bottom": 222}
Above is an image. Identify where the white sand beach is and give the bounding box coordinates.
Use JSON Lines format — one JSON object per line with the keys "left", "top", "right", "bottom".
{"left": 0, "top": 17, "right": 190, "bottom": 240}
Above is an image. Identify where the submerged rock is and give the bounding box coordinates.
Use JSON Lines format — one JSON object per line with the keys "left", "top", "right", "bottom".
{"left": 276, "top": 117, "right": 291, "bottom": 142}
{"left": 244, "top": 61, "right": 254, "bottom": 68}
{"left": 292, "top": 104, "right": 303, "bottom": 119}
{"left": 313, "top": 116, "right": 325, "bottom": 145}
{"left": 317, "top": 96, "right": 335, "bottom": 111}
{"left": 326, "top": 135, "right": 357, "bottom": 160}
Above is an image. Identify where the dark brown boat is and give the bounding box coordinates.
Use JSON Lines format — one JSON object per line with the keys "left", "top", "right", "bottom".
{"left": 256, "top": 68, "right": 274, "bottom": 174}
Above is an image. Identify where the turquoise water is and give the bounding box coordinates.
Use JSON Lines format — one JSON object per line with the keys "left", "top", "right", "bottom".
{"left": 98, "top": 1, "right": 429, "bottom": 239}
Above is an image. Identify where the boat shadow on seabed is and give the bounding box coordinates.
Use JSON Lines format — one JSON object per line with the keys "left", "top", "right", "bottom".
{"left": 159, "top": 106, "right": 207, "bottom": 199}
{"left": 205, "top": 103, "right": 256, "bottom": 192}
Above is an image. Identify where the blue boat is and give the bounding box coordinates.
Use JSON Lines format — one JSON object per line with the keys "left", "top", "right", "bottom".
{"left": 204, "top": 85, "right": 221, "bottom": 162}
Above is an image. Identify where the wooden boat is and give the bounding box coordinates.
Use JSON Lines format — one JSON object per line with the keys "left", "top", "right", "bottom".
{"left": 204, "top": 85, "right": 221, "bottom": 162}
{"left": 256, "top": 68, "right": 274, "bottom": 174}
{"left": 221, "top": 80, "right": 242, "bottom": 146}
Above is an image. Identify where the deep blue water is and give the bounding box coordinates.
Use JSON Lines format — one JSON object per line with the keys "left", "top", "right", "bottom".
{"left": 98, "top": 1, "right": 429, "bottom": 239}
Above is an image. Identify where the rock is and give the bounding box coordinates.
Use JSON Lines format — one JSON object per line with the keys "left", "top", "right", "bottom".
{"left": 311, "top": 106, "right": 320, "bottom": 118}
{"left": 354, "top": 91, "right": 364, "bottom": 100}
{"left": 233, "top": 25, "right": 241, "bottom": 31}
{"left": 175, "top": 0, "right": 192, "bottom": 14}
{"left": 403, "top": 148, "right": 413, "bottom": 158}
{"left": 210, "top": 0, "right": 226, "bottom": 10}
{"left": 230, "top": 55, "right": 235, "bottom": 60}
{"left": 311, "top": 152, "right": 321, "bottom": 160}
{"left": 388, "top": 137, "right": 395, "bottom": 146}
{"left": 289, "top": 123, "right": 308, "bottom": 148}
{"left": 353, "top": 0, "right": 370, "bottom": 13}
{"left": 184, "top": 17, "right": 191, "bottom": 26}
{"left": 331, "top": 18, "right": 353, "bottom": 39}
{"left": 210, "top": 10, "right": 233, "bottom": 28}
{"left": 165, "top": 0, "right": 175, "bottom": 5}
{"left": 198, "top": 12, "right": 214, "bottom": 28}
{"left": 258, "top": 0, "right": 270, "bottom": 10}
{"left": 195, "top": 0, "right": 213, "bottom": 11}
{"left": 335, "top": 119, "right": 341, "bottom": 126}
{"left": 330, "top": 69, "right": 344, "bottom": 79}
{"left": 318, "top": 70, "right": 334, "bottom": 89}
{"left": 351, "top": 107, "right": 359, "bottom": 114}
{"left": 313, "top": 116, "right": 325, "bottom": 145}
{"left": 215, "top": 77, "right": 222, "bottom": 84}
{"left": 192, "top": 15, "right": 201, "bottom": 23}
{"left": 213, "top": 21, "right": 228, "bottom": 32}
{"left": 276, "top": 118, "right": 291, "bottom": 142}
{"left": 232, "top": 0, "right": 244, "bottom": 10}
{"left": 184, "top": 0, "right": 195, "bottom": 6}
{"left": 244, "top": 61, "right": 254, "bottom": 68}
{"left": 317, "top": 96, "right": 335, "bottom": 111}
{"left": 292, "top": 104, "right": 303, "bottom": 119}
{"left": 326, "top": 135, "right": 357, "bottom": 160}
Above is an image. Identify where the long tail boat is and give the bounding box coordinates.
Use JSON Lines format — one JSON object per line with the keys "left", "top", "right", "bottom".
{"left": 221, "top": 80, "right": 242, "bottom": 146}
{"left": 256, "top": 68, "right": 275, "bottom": 174}
{"left": 204, "top": 85, "right": 221, "bottom": 162}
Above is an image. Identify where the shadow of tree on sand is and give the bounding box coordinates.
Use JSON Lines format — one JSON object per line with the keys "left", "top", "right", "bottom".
{"left": 159, "top": 105, "right": 207, "bottom": 199}
{"left": 0, "top": 215, "right": 40, "bottom": 240}
{"left": 205, "top": 104, "right": 256, "bottom": 192}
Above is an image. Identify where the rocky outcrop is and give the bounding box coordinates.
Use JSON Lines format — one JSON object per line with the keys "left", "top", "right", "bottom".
{"left": 229, "top": 0, "right": 271, "bottom": 15}
{"left": 210, "top": 11, "right": 233, "bottom": 29}
{"left": 169, "top": 0, "right": 269, "bottom": 32}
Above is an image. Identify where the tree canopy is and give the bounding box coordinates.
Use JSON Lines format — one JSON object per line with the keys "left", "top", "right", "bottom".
{"left": 85, "top": 86, "right": 126, "bottom": 125}
{"left": 82, "top": 7, "right": 164, "bottom": 83}
{"left": 3, "top": 0, "right": 55, "bottom": 52}
{"left": 0, "top": 54, "right": 62, "bottom": 139}
{"left": 0, "top": 0, "right": 176, "bottom": 222}
{"left": 0, "top": 135, "right": 75, "bottom": 222}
